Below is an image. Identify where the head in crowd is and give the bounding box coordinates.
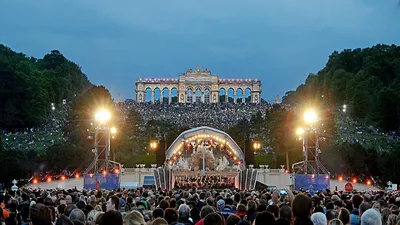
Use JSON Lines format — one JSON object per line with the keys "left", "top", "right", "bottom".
{"left": 311, "top": 212, "right": 327, "bottom": 225}
{"left": 381, "top": 208, "right": 391, "bottom": 225}
{"left": 292, "top": 195, "right": 313, "bottom": 225}
{"left": 152, "top": 208, "right": 164, "bottom": 219}
{"left": 267, "top": 204, "right": 280, "bottom": 218}
{"left": 361, "top": 209, "right": 382, "bottom": 225}
{"left": 337, "top": 207, "right": 350, "bottom": 225}
{"left": 329, "top": 219, "right": 344, "bottom": 225}
{"left": 64, "top": 204, "right": 78, "bottom": 217}
{"left": 200, "top": 205, "right": 215, "bottom": 219}
{"left": 178, "top": 204, "right": 190, "bottom": 221}
{"left": 55, "top": 215, "right": 74, "bottom": 225}
{"left": 237, "top": 220, "right": 251, "bottom": 225}
{"left": 30, "top": 203, "right": 53, "bottom": 225}
{"left": 226, "top": 214, "right": 241, "bottom": 225}
{"left": 254, "top": 211, "right": 276, "bottom": 225}
{"left": 101, "top": 210, "right": 122, "bottom": 225}
{"left": 236, "top": 204, "right": 247, "bottom": 219}
{"left": 87, "top": 210, "right": 100, "bottom": 225}
{"left": 247, "top": 200, "right": 257, "bottom": 213}
{"left": 352, "top": 195, "right": 363, "bottom": 209}
{"left": 325, "top": 210, "right": 336, "bottom": 222}
{"left": 276, "top": 218, "right": 291, "bottom": 225}
{"left": 217, "top": 199, "right": 225, "bottom": 211}
{"left": 123, "top": 210, "right": 145, "bottom": 225}
{"left": 95, "top": 212, "right": 104, "bottom": 225}
{"left": 158, "top": 200, "right": 169, "bottom": 210}
{"left": 164, "top": 208, "right": 178, "bottom": 224}
{"left": 359, "top": 202, "right": 371, "bottom": 217}
{"left": 151, "top": 218, "right": 168, "bottom": 225}
{"left": 280, "top": 205, "right": 292, "bottom": 222}
{"left": 106, "top": 196, "right": 120, "bottom": 212}
{"left": 69, "top": 209, "right": 86, "bottom": 224}
{"left": 204, "top": 212, "right": 224, "bottom": 225}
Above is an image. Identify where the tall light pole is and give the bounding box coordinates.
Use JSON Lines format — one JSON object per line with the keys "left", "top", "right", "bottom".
{"left": 85, "top": 109, "right": 119, "bottom": 175}
{"left": 297, "top": 110, "right": 319, "bottom": 174}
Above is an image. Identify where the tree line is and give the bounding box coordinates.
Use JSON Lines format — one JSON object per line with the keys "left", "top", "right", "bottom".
{"left": 0, "top": 45, "right": 92, "bottom": 129}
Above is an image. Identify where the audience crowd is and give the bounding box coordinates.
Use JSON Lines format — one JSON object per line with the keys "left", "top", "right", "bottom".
{"left": 1, "top": 186, "right": 399, "bottom": 225}
{"left": 1, "top": 104, "right": 68, "bottom": 152}
{"left": 174, "top": 176, "right": 235, "bottom": 190}
{"left": 336, "top": 111, "right": 400, "bottom": 151}
{"left": 119, "top": 102, "right": 274, "bottom": 131}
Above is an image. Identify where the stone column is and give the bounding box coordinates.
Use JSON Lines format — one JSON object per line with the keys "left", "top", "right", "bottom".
{"left": 151, "top": 90, "right": 155, "bottom": 103}
{"left": 192, "top": 90, "right": 196, "bottom": 103}
{"left": 160, "top": 92, "right": 163, "bottom": 104}
{"left": 242, "top": 94, "right": 245, "bottom": 103}
{"left": 201, "top": 91, "right": 205, "bottom": 103}
{"left": 168, "top": 89, "right": 172, "bottom": 104}
{"left": 234, "top": 90, "right": 237, "bottom": 104}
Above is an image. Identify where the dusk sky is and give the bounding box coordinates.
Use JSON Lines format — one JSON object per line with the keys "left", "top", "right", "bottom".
{"left": 1, "top": 0, "right": 399, "bottom": 102}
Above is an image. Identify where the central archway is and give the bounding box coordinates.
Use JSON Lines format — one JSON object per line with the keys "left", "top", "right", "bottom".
{"left": 165, "top": 126, "right": 245, "bottom": 170}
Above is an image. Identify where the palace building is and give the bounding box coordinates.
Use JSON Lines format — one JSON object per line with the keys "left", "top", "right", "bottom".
{"left": 135, "top": 66, "right": 262, "bottom": 104}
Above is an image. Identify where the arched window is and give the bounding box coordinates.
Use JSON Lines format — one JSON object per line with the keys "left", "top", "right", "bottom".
{"left": 195, "top": 88, "right": 202, "bottom": 103}
{"left": 186, "top": 88, "right": 193, "bottom": 103}
{"left": 204, "top": 88, "right": 210, "bottom": 103}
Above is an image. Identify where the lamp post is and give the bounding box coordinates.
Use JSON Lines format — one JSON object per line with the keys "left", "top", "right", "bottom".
{"left": 93, "top": 109, "right": 114, "bottom": 174}
{"left": 297, "top": 110, "right": 319, "bottom": 174}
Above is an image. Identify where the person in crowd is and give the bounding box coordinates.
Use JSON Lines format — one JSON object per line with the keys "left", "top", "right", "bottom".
{"left": 87, "top": 210, "right": 100, "bottom": 225}
{"left": 359, "top": 202, "right": 371, "bottom": 218}
{"left": 311, "top": 212, "right": 328, "bottom": 225}
{"left": 123, "top": 210, "right": 145, "bottom": 225}
{"left": 254, "top": 211, "right": 276, "bottom": 225}
{"left": 55, "top": 215, "right": 74, "bottom": 225}
{"left": 177, "top": 204, "right": 193, "bottom": 225}
{"left": 106, "top": 196, "right": 120, "bottom": 212}
{"left": 69, "top": 209, "right": 86, "bottom": 225}
{"left": 217, "top": 199, "right": 235, "bottom": 220}
{"left": 30, "top": 203, "right": 52, "bottom": 225}
{"left": 164, "top": 208, "right": 178, "bottom": 225}
{"left": 203, "top": 213, "right": 224, "bottom": 225}
{"left": 246, "top": 200, "right": 257, "bottom": 223}
{"left": 151, "top": 218, "right": 168, "bottom": 225}
{"left": 292, "top": 194, "right": 313, "bottom": 225}
{"left": 360, "top": 209, "right": 382, "bottom": 225}
{"left": 350, "top": 195, "right": 363, "bottom": 225}
{"left": 337, "top": 208, "right": 350, "bottom": 225}
{"left": 152, "top": 208, "right": 164, "bottom": 220}
{"left": 330, "top": 219, "right": 344, "bottom": 225}
{"left": 225, "top": 214, "right": 240, "bottom": 225}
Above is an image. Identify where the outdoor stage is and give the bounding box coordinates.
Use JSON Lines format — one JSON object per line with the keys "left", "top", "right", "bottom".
{"left": 26, "top": 174, "right": 379, "bottom": 191}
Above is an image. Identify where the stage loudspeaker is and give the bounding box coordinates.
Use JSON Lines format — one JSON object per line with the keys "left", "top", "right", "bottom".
{"left": 244, "top": 140, "right": 255, "bottom": 166}
{"left": 156, "top": 140, "right": 166, "bottom": 166}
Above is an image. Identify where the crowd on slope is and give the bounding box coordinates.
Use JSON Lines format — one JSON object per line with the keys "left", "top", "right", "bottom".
{"left": 118, "top": 102, "right": 274, "bottom": 131}
{"left": 1, "top": 186, "right": 399, "bottom": 225}
{"left": 336, "top": 112, "right": 400, "bottom": 151}
{"left": 1, "top": 104, "right": 68, "bottom": 151}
